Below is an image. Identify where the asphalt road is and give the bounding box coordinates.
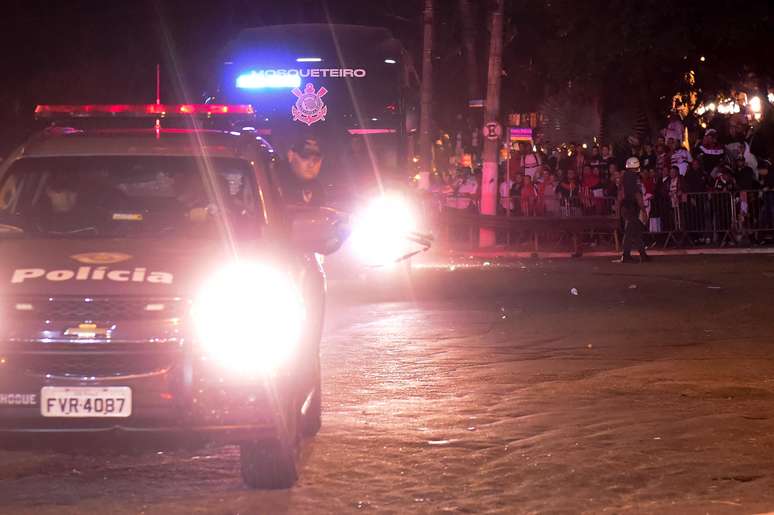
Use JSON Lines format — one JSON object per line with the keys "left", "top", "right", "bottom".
{"left": 4, "top": 255, "right": 774, "bottom": 514}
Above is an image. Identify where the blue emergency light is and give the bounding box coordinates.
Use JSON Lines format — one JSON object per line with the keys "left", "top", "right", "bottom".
{"left": 236, "top": 71, "right": 302, "bottom": 89}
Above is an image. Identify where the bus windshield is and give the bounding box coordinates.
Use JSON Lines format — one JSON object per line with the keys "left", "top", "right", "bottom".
{"left": 218, "top": 24, "right": 415, "bottom": 195}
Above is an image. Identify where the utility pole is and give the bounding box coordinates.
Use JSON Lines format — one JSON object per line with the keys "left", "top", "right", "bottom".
{"left": 418, "top": 0, "right": 434, "bottom": 190}
{"left": 479, "top": 0, "right": 505, "bottom": 247}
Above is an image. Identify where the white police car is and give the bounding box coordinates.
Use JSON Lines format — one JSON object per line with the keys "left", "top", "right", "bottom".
{"left": 0, "top": 104, "right": 344, "bottom": 489}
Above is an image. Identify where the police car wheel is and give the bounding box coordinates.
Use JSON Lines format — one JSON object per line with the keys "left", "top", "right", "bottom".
{"left": 301, "top": 357, "right": 322, "bottom": 437}
{"left": 300, "top": 302, "right": 324, "bottom": 438}
{"left": 239, "top": 403, "right": 300, "bottom": 489}
{"left": 239, "top": 438, "right": 298, "bottom": 489}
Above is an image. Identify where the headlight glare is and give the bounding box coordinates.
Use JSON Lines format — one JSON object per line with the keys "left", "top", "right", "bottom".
{"left": 350, "top": 194, "right": 418, "bottom": 266}
{"left": 192, "top": 263, "right": 306, "bottom": 374}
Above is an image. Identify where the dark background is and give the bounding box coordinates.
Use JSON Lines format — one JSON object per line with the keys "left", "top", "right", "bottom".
{"left": 2, "top": 1, "right": 773, "bottom": 152}
{"left": 1, "top": 1, "right": 423, "bottom": 104}
{"left": 0, "top": 1, "right": 425, "bottom": 151}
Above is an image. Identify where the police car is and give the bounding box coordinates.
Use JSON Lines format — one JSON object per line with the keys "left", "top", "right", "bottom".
{"left": 0, "top": 104, "right": 344, "bottom": 489}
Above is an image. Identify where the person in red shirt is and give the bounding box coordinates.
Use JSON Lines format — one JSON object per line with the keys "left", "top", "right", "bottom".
{"left": 568, "top": 143, "right": 585, "bottom": 172}
{"left": 580, "top": 164, "right": 601, "bottom": 214}
{"left": 641, "top": 168, "right": 656, "bottom": 195}
{"left": 557, "top": 169, "right": 581, "bottom": 216}
{"left": 538, "top": 172, "right": 560, "bottom": 216}
{"left": 640, "top": 168, "right": 656, "bottom": 224}
{"left": 507, "top": 144, "right": 523, "bottom": 179}
{"left": 665, "top": 165, "right": 686, "bottom": 230}
{"left": 519, "top": 174, "right": 539, "bottom": 216}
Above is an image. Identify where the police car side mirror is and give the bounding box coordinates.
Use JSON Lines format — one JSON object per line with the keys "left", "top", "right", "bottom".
{"left": 289, "top": 206, "right": 348, "bottom": 255}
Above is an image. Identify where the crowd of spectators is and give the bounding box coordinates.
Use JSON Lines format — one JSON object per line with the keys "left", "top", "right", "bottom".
{"left": 433, "top": 125, "right": 773, "bottom": 241}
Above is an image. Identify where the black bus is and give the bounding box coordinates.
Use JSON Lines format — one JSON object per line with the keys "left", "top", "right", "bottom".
{"left": 214, "top": 24, "right": 419, "bottom": 203}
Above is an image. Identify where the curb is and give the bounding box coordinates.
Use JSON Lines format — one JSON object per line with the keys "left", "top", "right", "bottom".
{"left": 424, "top": 247, "right": 774, "bottom": 261}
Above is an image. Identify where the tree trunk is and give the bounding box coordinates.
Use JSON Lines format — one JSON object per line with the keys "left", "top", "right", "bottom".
{"left": 418, "top": 0, "right": 434, "bottom": 190}
{"left": 458, "top": 0, "right": 479, "bottom": 103}
{"left": 479, "top": 0, "right": 505, "bottom": 247}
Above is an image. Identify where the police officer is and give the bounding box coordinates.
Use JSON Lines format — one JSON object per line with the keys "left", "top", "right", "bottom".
{"left": 618, "top": 157, "right": 651, "bottom": 263}
{"left": 39, "top": 172, "right": 104, "bottom": 233}
{"left": 276, "top": 135, "right": 326, "bottom": 207}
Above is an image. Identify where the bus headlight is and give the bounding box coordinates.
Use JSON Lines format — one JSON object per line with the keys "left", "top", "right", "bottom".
{"left": 192, "top": 263, "right": 306, "bottom": 374}
{"left": 350, "top": 193, "right": 418, "bottom": 266}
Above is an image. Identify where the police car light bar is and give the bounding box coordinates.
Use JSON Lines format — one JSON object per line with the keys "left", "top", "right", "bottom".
{"left": 34, "top": 104, "right": 255, "bottom": 118}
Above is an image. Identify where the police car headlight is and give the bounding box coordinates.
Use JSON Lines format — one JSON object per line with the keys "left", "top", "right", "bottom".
{"left": 350, "top": 193, "right": 418, "bottom": 266}
{"left": 192, "top": 263, "right": 306, "bottom": 374}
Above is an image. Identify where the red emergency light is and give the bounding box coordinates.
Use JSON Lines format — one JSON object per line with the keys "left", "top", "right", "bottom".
{"left": 34, "top": 104, "right": 255, "bottom": 118}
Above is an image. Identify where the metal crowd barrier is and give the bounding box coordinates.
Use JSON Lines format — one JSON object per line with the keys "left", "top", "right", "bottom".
{"left": 424, "top": 190, "right": 774, "bottom": 251}
{"left": 648, "top": 190, "right": 774, "bottom": 246}
{"left": 423, "top": 192, "right": 619, "bottom": 252}
{"left": 646, "top": 191, "right": 733, "bottom": 246}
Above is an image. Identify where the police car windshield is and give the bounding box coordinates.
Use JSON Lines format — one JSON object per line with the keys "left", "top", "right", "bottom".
{"left": 0, "top": 156, "right": 264, "bottom": 239}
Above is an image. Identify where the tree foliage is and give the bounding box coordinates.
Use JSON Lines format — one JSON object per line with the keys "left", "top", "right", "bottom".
{"left": 497, "top": 0, "right": 773, "bottom": 136}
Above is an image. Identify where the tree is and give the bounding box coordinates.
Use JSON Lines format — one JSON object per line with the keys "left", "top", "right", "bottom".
{"left": 479, "top": 0, "right": 505, "bottom": 248}
{"left": 418, "top": 0, "right": 434, "bottom": 190}
{"left": 514, "top": 0, "right": 773, "bottom": 143}
{"left": 530, "top": 0, "right": 694, "bottom": 139}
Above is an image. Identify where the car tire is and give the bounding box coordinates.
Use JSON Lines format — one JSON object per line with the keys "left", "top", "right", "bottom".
{"left": 301, "top": 302, "right": 324, "bottom": 438}
{"left": 239, "top": 438, "right": 298, "bottom": 489}
{"left": 301, "top": 362, "right": 322, "bottom": 438}
{"left": 240, "top": 401, "right": 299, "bottom": 489}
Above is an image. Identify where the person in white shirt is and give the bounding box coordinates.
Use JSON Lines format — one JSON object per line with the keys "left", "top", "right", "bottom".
{"left": 457, "top": 172, "right": 479, "bottom": 210}
{"left": 667, "top": 137, "right": 692, "bottom": 176}
{"left": 446, "top": 169, "right": 479, "bottom": 211}
{"left": 499, "top": 175, "right": 515, "bottom": 213}
{"left": 521, "top": 150, "right": 542, "bottom": 179}
{"left": 665, "top": 114, "right": 684, "bottom": 143}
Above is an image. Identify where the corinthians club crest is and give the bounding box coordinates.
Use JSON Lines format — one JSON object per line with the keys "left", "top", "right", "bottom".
{"left": 292, "top": 83, "right": 328, "bottom": 126}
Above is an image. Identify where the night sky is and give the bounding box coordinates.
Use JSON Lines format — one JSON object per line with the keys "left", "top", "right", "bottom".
{"left": 0, "top": 1, "right": 424, "bottom": 137}
{"left": 3, "top": 0, "right": 772, "bottom": 152}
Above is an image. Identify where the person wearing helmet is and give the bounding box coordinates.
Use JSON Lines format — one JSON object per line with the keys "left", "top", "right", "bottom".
{"left": 617, "top": 157, "right": 651, "bottom": 263}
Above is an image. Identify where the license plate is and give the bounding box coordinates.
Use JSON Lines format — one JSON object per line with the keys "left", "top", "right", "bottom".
{"left": 40, "top": 386, "right": 132, "bottom": 418}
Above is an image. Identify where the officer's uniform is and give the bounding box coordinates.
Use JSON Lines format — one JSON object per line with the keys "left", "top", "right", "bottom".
{"left": 618, "top": 157, "right": 650, "bottom": 263}
{"left": 277, "top": 166, "right": 325, "bottom": 207}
